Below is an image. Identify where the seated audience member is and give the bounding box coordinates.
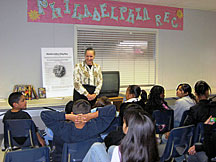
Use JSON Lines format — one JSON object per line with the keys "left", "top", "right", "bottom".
{"left": 164, "top": 81, "right": 214, "bottom": 147}
{"left": 41, "top": 99, "right": 116, "bottom": 162}
{"left": 173, "top": 83, "right": 196, "bottom": 127}
{"left": 111, "top": 108, "right": 159, "bottom": 162}
{"left": 82, "top": 105, "right": 156, "bottom": 162}
{"left": 92, "top": 96, "right": 112, "bottom": 109}
{"left": 43, "top": 100, "right": 75, "bottom": 146}
{"left": 145, "top": 85, "right": 171, "bottom": 115}
{"left": 3, "top": 92, "right": 45, "bottom": 147}
{"left": 184, "top": 80, "right": 213, "bottom": 126}
{"left": 119, "top": 85, "right": 147, "bottom": 125}
{"left": 65, "top": 96, "right": 112, "bottom": 114}
{"left": 104, "top": 104, "right": 148, "bottom": 150}
{"left": 188, "top": 116, "right": 216, "bottom": 162}
{"left": 64, "top": 100, "right": 74, "bottom": 114}
{"left": 92, "top": 96, "right": 115, "bottom": 139}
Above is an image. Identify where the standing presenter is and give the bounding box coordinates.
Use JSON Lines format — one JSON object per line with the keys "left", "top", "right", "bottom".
{"left": 73, "top": 47, "right": 103, "bottom": 106}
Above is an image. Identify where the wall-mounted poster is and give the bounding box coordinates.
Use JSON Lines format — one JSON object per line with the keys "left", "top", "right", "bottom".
{"left": 41, "top": 48, "right": 74, "bottom": 98}
{"left": 27, "top": 0, "right": 183, "bottom": 30}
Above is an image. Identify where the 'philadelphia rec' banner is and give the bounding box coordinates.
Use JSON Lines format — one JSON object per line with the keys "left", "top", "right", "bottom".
{"left": 27, "top": 0, "right": 184, "bottom": 30}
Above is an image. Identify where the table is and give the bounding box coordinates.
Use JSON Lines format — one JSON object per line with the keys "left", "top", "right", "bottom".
{"left": 108, "top": 96, "right": 124, "bottom": 111}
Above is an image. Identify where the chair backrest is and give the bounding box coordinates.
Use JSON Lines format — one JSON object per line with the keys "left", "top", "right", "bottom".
{"left": 100, "top": 116, "right": 121, "bottom": 139}
{"left": 152, "top": 109, "right": 174, "bottom": 134}
{"left": 192, "top": 122, "right": 204, "bottom": 145}
{"left": 179, "top": 110, "right": 190, "bottom": 127}
{"left": 4, "top": 146, "right": 50, "bottom": 162}
{"left": 160, "top": 125, "right": 195, "bottom": 162}
{"left": 61, "top": 138, "right": 101, "bottom": 162}
{"left": 4, "top": 119, "right": 39, "bottom": 150}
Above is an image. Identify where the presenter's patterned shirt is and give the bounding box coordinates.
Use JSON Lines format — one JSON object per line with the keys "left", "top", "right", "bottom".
{"left": 73, "top": 61, "right": 103, "bottom": 96}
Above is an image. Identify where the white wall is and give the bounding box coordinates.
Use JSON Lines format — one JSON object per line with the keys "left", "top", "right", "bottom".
{"left": 0, "top": 0, "right": 216, "bottom": 98}
{"left": 0, "top": 0, "right": 74, "bottom": 98}
{"left": 158, "top": 10, "right": 216, "bottom": 90}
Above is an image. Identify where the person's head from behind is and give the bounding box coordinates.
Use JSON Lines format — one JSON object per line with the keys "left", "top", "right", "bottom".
{"left": 93, "top": 96, "right": 111, "bottom": 108}
{"left": 124, "top": 103, "right": 145, "bottom": 114}
{"left": 121, "top": 108, "right": 159, "bottom": 162}
{"left": 194, "top": 80, "right": 211, "bottom": 100}
{"left": 72, "top": 99, "right": 91, "bottom": 115}
{"left": 8, "top": 92, "right": 26, "bottom": 110}
{"left": 140, "top": 89, "right": 147, "bottom": 103}
{"left": 85, "top": 47, "right": 95, "bottom": 65}
{"left": 176, "top": 83, "right": 193, "bottom": 98}
{"left": 148, "top": 85, "right": 165, "bottom": 105}
{"left": 126, "top": 86, "right": 147, "bottom": 102}
{"left": 126, "top": 85, "right": 141, "bottom": 100}
{"left": 65, "top": 101, "right": 74, "bottom": 114}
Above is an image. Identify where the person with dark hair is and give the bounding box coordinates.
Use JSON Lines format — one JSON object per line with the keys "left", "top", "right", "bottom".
{"left": 73, "top": 47, "right": 103, "bottom": 107}
{"left": 104, "top": 103, "right": 147, "bottom": 151}
{"left": 173, "top": 83, "right": 196, "bottom": 127}
{"left": 66, "top": 97, "right": 112, "bottom": 114}
{"left": 184, "top": 81, "right": 216, "bottom": 161}
{"left": 92, "top": 96, "right": 112, "bottom": 108}
{"left": 184, "top": 80, "right": 212, "bottom": 126}
{"left": 145, "top": 85, "right": 170, "bottom": 115}
{"left": 194, "top": 80, "right": 211, "bottom": 98}
{"left": 41, "top": 99, "right": 116, "bottom": 162}
{"left": 111, "top": 108, "right": 159, "bottom": 162}
{"left": 64, "top": 100, "right": 74, "bottom": 114}
{"left": 119, "top": 85, "right": 147, "bottom": 125}
{"left": 3, "top": 92, "right": 45, "bottom": 147}
{"left": 169, "top": 80, "right": 216, "bottom": 162}
{"left": 82, "top": 104, "right": 155, "bottom": 162}
{"left": 188, "top": 116, "right": 216, "bottom": 162}
{"left": 72, "top": 99, "right": 91, "bottom": 114}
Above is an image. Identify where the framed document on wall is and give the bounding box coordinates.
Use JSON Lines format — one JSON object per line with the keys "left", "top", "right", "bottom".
{"left": 41, "top": 48, "right": 74, "bottom": 98}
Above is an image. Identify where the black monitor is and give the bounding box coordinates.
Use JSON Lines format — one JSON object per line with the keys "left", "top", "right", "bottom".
{"left": 99, "top": 71, "right": 120, "bottom": 97}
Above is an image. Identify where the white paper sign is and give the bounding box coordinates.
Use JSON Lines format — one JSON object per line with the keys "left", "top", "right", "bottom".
{"left": 41, "top": 48, "right": 74, "bottom": 98}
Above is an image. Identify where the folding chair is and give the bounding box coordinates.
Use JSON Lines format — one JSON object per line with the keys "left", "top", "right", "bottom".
{"left": 153, "top": 109, "right": 174, "bottom": 134}
{"left": 160, "top": 125, "right": 195, "bottom": 162}
{"left": 100, "top": 116, "right": 121, "bottom": 139}
{"left": 61, "top": 138, "right": 102, "bottom": 162}
{"left": 4, "top": 146, "right": 50, "bottom": 162}
{"left": 192, "top": 122, "right": 204, "bottom": 145}
{"left": 179, "top": 110, "right": 190, "bottom": 127}
{"left": 4, "top": 119, "right": 39, "bottom": 150}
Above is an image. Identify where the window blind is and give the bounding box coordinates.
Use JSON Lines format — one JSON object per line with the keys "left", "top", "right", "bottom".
{"left": 75, "top": 26, "right": 156, "bottom": 88}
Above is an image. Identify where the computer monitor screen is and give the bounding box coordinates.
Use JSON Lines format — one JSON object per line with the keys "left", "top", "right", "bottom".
{"left": 99, "top": 71, "right": 120, "bottom": 97}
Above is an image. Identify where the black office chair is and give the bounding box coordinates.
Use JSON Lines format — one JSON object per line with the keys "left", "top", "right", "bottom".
{"left": 4, "top": 119, "right": 39, "bottom": 150}
{"left": 160, "top": 125, "right": 195, "bottom": 162}
{"left": 152, "top": 109, "right": 174, "bottom": 134}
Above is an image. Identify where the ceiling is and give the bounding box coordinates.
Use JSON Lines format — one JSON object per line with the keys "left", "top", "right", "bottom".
{"left": 111, "top": 0, "right": 216, "bottom": 12}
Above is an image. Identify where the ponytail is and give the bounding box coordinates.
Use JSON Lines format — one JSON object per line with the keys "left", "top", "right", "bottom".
{"left": 140, "top": 90, "right": 147, "bottom": 102}
{"left": 188, "top": 93, "right": 196, "bottom": 102}
{"left": 180, "top": 83, "right": 196, "bottom": 102}
{"left": 195, "top": 81, "right": 211, "bottom": 96}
